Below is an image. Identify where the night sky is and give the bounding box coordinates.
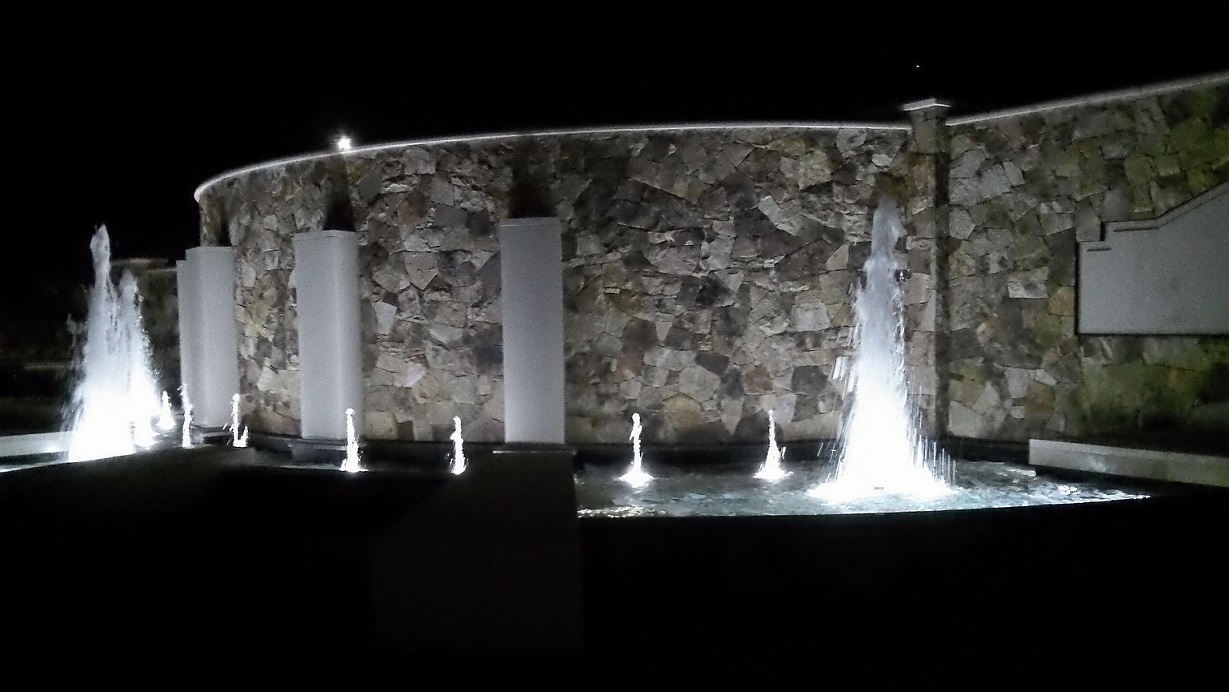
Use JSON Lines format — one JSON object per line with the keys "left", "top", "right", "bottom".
{"left": 3, "top": 19, "right": 1225, "bottom": 350}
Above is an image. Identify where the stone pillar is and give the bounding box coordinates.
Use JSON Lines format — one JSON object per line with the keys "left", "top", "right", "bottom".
{"left": 902, "top": 98, "right": 952, "bottom": 437}
{"left": 176, "top": 259, "right": 197, "bottom": 408}
{"left": 498, "top": 217, "right": 566, "bottom": 445}
{"left": 293, "top": 230, "right": 363, "bottom": 441}
{"left": 185, "top": 246, "right": 240, "bottom": 429}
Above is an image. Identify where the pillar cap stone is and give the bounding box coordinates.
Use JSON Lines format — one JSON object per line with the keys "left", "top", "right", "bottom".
{"left": 901, "top": 97, "right": 952, "bottom": 113}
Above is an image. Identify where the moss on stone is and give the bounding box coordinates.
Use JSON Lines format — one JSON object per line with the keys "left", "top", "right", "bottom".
{"left": 1073, "top": 341, "right": 1229, "bottom": 436}
{"left": 1024, "top": 380, "right": 1056, "bottom": 417}
{"left": 984, "top": 206, "right": 1012, "bottom": 229}
{"left": 1187, "top": 167, "right": 1217, "bottom": 194}
{"left": 1031, "top": 313, "right": 1068, "bottom": 352}
{"left": 1171, "top": 118, "right": 1211, "bottom": 165}
{"left": 1051, "top": 146, "right": 1082, "bottom": 178}
{"left": 1186, "top": 88, "right": 1222, "bottom": 121}
{"left": 1123, "top": 153, "right": 1155, "bottom": 188}
{"left": 1137, "top": 132, "right": 1167, "bottom": 157}
{"left": 1212, "top": 125, "right": 1229, "bottom": 169}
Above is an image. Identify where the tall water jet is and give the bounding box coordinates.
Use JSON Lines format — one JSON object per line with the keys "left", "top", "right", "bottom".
{"left": 810, "top": 198, "right": 950, "bottom": 500}
{"left": 619, "top": 412, "right": 652, "bottom": 488}
{"left": 65, "top": 226, "right": 163, "bottom": 462}
{"left": 449, "top": 415, "right": 466, "bottom": 475}
{"left": 341, "top": 407, "right": 362, "bottom": 473}
{"left": 754, "top": 410, "right": 788, "bottom": 481}
{"left": 119, "top": 272, "right": 162, "bottom": 449}
{"left": 230, "top": 393, "right": 248, "bottom": 448}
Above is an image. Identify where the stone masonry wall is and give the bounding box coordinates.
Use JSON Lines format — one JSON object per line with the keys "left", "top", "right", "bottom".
{"left": 200, "top": 127, "right": 934, "bottom": 443}
{"left": 197, "top": 78, "right": 1227, "bottom": 447}
{"left": 944, "top": 83, "right": 1229, "bottom": 443}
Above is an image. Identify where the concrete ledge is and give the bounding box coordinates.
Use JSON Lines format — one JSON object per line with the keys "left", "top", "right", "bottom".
{"left": 495, "top": 443, "right": 576, "bottom": 458}
{"left": 285, "top": 437, "right": 351, "bottom": 464}
{"left": 1029, "top": 439, "right": 1229, "bottom": 487}
{"left": 0, "top": 431, "right": 70, "bottom": 458}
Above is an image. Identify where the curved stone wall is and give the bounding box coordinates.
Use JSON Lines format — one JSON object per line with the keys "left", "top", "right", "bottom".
{"left": 197, "top": 75, "right": 1229, "bottom": 446}
{"left": 198, "top": 126, "right": 937, "bottom": 443}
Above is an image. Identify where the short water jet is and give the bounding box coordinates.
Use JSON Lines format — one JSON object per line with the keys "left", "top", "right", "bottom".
{"left": 754, "top": 410, "right": 788, "bottom": 482}
{"left": 230, "top": 394, "right": 248, "bottom": 448}
{"left": 449, "top": 415, "right": 466, "bottom": 475}
{"left": 619, "top": 412, "right": 653, "bottom": 488}
{"left": 341, "top": 407, "right": 362, "bottom": 473}
{"left": 157, "top": 391, "right": 176, "bottom": 432}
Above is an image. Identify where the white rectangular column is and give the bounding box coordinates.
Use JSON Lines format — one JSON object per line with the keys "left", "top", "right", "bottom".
{"left": 185, "top": 246, "right": 239, "bottom": 429}
{"left": 499, "top": 218, "right": 565, "bottom": 444}
{"left": 176, "top": 259, "right": 197, "bottom": 408}
{"left": 293, "top": 230, "right": 363, "bottom": 440}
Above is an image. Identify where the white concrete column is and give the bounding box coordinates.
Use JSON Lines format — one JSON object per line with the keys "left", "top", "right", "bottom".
{"left": 499, "top": 217, "right": 565, "bottom": 444}
{"left": 185, "top": 246, "right": 239, "bottom": 428}
{"left": 176, "top": 259, "right": 197, "bottom": 408}
{"left": 293, "top": 230, "right": 363, "bottom": 440}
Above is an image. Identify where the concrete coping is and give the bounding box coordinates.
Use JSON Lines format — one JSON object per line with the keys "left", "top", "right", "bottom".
{"left": 1100, "top": 180, "right": 1228, "bottom": 234}
{"left": 192, "top": 120, "right": 914, "bottom": 202}
{"left": 948, "top": 71, "right": 1229, "bottom": 126}
{"left": 193, "top": 71, "right": 1228, "bottom": 203}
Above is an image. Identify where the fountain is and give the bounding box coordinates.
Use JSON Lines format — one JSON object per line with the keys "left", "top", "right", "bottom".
{"left": 157, "top": 391, "right": 175, "bottom": 432}
{"left": 449, "top": 415, "right": 466, "bottom": 475}
{"left": 341, "top": 407, "right": 362, "bottom": 473}
{"left": 65, "top": 226, "right": 165, "bottom": 462}
{"left": 230, "top": 394, "right": 248, "bottom": 447}
{"left": 618, "top": 413, "right": 653, "bottom": 488}
{"left": 754, "top": 410, "right": 788, "bottom": 482}
{"left": 119, "top": 272, "right": 162, "bottom": 450}
{"left": 809, "top": 197, "right": 951, "bottom": 500}
{"left": 181, "top": 393, "right": 193, "bottom": 448}
{"left": 577, "top": 199, "right": 983, "bottom": 517}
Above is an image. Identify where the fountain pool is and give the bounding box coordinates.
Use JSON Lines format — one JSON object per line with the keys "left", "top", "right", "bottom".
{"left": 575, "top": 457, "right": 1152, "bottom": 518}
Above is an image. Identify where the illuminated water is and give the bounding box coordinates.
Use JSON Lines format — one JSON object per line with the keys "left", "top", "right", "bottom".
{"left": 577, "top": 460, "right": 1151, "bottom": 518}
{"left": 181, "top": 394, "right": 193, "bottom": 448}
{"left": 811, "top": 198, "right": 950, "bottom": 499}
{"left": 753, "top": 410, "right": 787, "bottom": 482}
{"left": 157, "top": 392, "right": 175, "bottom": 432}
{"left": 618, "top": 413, "right": 652, "bottom": 488}
{"left": 65, "top": 227, "right": 165, "bottom": 461}
{"left": 230, "top": 394, "right": 248, "bottom": 447}
{"left": 341, "top": 407, "right": 362, "bottom": 473}
{"left": 449, "top": 415, "right": 466, "bottom": 475}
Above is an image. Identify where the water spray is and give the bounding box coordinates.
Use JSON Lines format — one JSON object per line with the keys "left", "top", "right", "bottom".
{"left": 619, "top": 412, "right": 653, "bottom": 488}
{"left": 341, "top": 407, "right": 362, "bottom": 473}
{"left": 449, "top": 415, "right": 466, "bottom": 475}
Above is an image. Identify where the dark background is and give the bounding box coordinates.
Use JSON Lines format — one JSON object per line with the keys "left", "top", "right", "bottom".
{"left": 2, "top": 16, "right": 1226, "bottom": 354}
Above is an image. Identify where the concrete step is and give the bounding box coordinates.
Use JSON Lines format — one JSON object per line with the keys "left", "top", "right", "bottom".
{"left": 1029, "top": 438, "right": 1229, "bottom": 487}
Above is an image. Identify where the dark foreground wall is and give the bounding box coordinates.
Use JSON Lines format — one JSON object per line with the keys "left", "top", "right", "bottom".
{"left": 0, "top": 448, "right": 582, "bottom": 654}
{"left": 3, "top": 449, "right": 1224, "bottom": 656}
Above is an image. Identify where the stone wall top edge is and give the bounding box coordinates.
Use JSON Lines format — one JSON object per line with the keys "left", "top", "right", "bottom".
{"left": 192, "top": 121, "right": 913, "bottom": 202}
{"left": 947, "top": 71, "right": 1229, "bottom": 127}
